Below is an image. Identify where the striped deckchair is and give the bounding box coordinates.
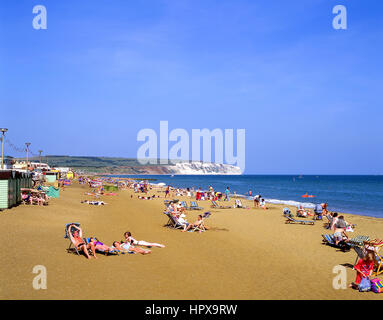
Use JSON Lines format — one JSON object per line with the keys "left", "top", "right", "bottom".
{"left": 211, "top": 200, "right": 231, "bottom": 209}
{"left": 285, "top": 216, "right": 315, "bottom": 225}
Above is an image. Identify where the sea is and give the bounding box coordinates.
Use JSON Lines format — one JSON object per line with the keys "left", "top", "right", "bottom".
{"left": 111, "top": 175, "right": 383, "bottom": 218}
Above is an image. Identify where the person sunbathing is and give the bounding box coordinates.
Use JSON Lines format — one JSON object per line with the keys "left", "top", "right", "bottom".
{"left": 112, "top": 241, "right": 151, "bottom": 255}
{"left": 333, "top": 216, "right": 349, "bottom": 246}
{"left": 181, "top": 215, "right": 207, "bottom": 232}
{"left": 124, "top": 232, "right": 165, "bottom": 248}
{"left": 81, "top": 200, "right": 107, "bottom": 205}
{"left": 297, "top": 205, "right": 313, "bottom": 217}
{"left": 89, "top": 237, "right": 117, "bottom": 254}
{"left": 67, "top": 225, "right": 97, "bottom": 259}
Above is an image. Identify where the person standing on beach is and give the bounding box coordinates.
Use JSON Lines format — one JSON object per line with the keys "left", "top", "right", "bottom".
{"left": 224, "top": 187, "right": 230, "bottom": 201}
{"left": 254, "top": 194, "right": 261, "bottom": 208}
{"left": 165, "top": 186, "right": 170, "bottom": 198}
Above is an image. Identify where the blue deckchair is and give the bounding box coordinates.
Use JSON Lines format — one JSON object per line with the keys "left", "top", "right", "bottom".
{"left": 190, "top": 201, "right": 203, "bottom": 210}
{"left": 180, "top": 201, "right": 191, "bottom": 210}
{"left": 321, "top": 234, "right": 351, "bottom": 251}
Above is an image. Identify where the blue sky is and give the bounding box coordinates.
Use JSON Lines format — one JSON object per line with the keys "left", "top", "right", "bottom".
{"left": 0, "top": 0, "right": 382, "bottom": 174}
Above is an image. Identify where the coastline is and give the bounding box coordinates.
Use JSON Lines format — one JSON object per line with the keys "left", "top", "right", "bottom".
{"left": 101, "top": 174, "right": 383, "bottom": 220}
{"left": 1, "top": 180, "right": 382, "bottom": 300}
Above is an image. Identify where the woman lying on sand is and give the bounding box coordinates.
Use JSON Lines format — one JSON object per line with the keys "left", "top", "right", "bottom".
{"left": 124, "top": 232, "right": 165, "bottom": 248}
{"left": 81, "top": 200, "right": 107, "bottom": 205}
{"left": 112, "top": 241, "right": 151, "bottom": 255}
{"left": 67, "top": 225, "right": 97, "bottom": 259}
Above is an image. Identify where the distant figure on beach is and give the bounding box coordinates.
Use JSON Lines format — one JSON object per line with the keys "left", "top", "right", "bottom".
{"left": 224, "top": 187, "right": 230, "bottom": 201}
{"left": 124, "top": 232, "right": 165, "bottom": 248}
{"left": 260, "top": 198, "right": 268, "bottom": 210}
{"left": 165, "top": 186, "right": 170, "bottom": 198}
{"left": 349, "top": 252, "right": 374, "bottom": 290}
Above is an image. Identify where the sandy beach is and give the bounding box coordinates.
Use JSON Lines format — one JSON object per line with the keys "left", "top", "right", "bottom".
{"left": 0, "top": 181, "right": 382, "bottom": 300}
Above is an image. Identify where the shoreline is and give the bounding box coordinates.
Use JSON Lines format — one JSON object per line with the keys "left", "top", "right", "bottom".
{"left": 103, "top": 174, "right": 383, "bottom": 220}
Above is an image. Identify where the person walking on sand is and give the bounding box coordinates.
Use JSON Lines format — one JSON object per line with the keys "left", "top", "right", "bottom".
{"left": 165, "top": 186, "right": 170, "bottom": 198}
{"left": 224, "top": 187, "right": 230, "bottom": 201}
{"left": 254, "top": 194, "right": 261, "bottom": 208}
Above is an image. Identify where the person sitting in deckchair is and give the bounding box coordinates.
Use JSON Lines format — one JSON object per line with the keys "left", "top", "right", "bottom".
{"left": 124, "top": 232, "right": 165, "bottom": 248}
{"left": 297, "top": 205, "right": 313, "bottom": 217}
{"left": 112, "top": 241, "right": 151, "bottom": 255}
{"left": 181, "top": 215, "right": 208, "bottom": 232}
{"left": 67, "top": 224, "right": 97, "bottom": 259}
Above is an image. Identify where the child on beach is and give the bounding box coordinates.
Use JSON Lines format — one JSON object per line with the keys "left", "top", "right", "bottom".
{"left": 349, "top": 252, "right": 375, "bottom": 290}
{"left": 260, "top": 199, "right": 268, "bottom": 210}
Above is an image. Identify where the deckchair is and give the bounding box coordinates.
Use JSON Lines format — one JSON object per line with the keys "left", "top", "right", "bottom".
{"left": 189, "top": 212, "right": 211, "bottom": 232}
{"left": 364, "top": 240, "right": 383, "bottom": 276}
{"left": 325, "top": 215, "right": 333, "bottom": 229}
{"left": 190, "top": 201, "right": 203, "bottom": 210}
{"left": 374, "top": 248, "right": 383, "bottom": 276}
{"left": 65, "top": 223, "right": 85, "bottom": 255}
{"left": 285, "top": 216, "right": 315, "bottom": 225}
{"left": 211, "top": 200, "right": 231, "bottom": 209}
{"left": 163, "top": 212, "right": 184, "bottom": 230}
{"left": 321, "top": 234, "right": 351, "bottom": 251}
{"left": 180, "top": 201, "right": 191, "bottom": 210}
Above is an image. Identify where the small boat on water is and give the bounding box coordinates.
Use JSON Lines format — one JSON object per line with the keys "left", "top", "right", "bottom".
{"left": 301, "top": 193, "right": 315, "bottom": 198}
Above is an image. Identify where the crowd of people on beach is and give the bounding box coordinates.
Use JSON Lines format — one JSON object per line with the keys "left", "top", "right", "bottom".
{"left": 68, "top": 175, "right": 383, "bottom": 294}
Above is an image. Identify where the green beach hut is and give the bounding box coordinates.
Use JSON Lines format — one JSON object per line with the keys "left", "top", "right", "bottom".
{"left": 0, "top": 170, "right": 33, "bottom": 210}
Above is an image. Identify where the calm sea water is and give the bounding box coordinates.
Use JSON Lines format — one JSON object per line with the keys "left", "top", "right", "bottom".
{"left": 111, "top": 175, "right": 383, "bottom": 218}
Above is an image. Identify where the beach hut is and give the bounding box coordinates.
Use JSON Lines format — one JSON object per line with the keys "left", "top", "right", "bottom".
{"left": 0, "top": 170, "right": 33, "bottom": 210}
{"left": 66, "top": 170, "right": 74, "bottom": 180}
{"left": 44, "top": 171, "right": 59, "bottom": 183}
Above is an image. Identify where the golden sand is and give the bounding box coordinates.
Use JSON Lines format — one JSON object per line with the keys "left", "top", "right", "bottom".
{"left": 0, "top": 181, "right": 382, "bottom": 300}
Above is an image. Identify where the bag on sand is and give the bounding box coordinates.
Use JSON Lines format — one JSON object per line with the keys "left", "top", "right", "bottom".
{"left": 371, "top": 278, "right": 383, "bottom": 293}
{"left": 359, "top": 277, "right": 371, "bottom": 292}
